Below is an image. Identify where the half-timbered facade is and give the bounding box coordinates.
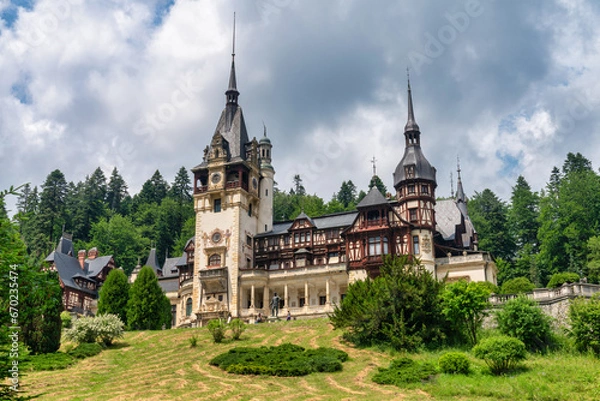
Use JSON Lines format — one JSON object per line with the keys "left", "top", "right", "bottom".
{"left": 46, "top": 235, "right": 115, "bottom": 315}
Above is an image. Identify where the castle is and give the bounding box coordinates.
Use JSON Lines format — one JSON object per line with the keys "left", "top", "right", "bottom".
{"left": 46, "top": 42, "right": 497, "bottom": 324}
{"left": 170, "top": 48, "right": 497, "bottom": 327}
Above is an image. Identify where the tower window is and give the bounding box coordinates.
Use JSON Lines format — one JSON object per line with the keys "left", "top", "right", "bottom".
{"left": 405, "top": 165, "right": 415, "bottom": 179}
{"left": 248, "top": 203, "right": 252, "bottom": 217}
{"left": 413, "top": 235, "right": 420, "bottom": 255}
{"left": 408, "top": 184, "right": 415, "bottom": 194}
{"left": 214, "top": 198, "right": 221, "bottom": 213}
{"left": 409, "top": 208, "right": 418, "bottom": 222}
{"left": 421, "top": 185, "right": 429, "bottom": 194}
{"left": 208, "top": 254, "right": 221, "bottom": 267}
{"left": 266, "top": 189, "right": 268, "bottom": 196}
{"left": 186, "top": 298, "right": 192, "bottom": 317}
{"left": 246, "top": 235, "right": 252, "bottom": 246}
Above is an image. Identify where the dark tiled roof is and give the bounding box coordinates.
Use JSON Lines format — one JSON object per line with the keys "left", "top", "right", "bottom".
{"left": 162, "top": 257, "right": 181, "bottom": 278}
{"left": 356, "top": 187, "right": 388, "bottom": 208}
{"left": 393, "top": 145, "right": 436, "bottom": 186}
{"left": 158, "top": 276, "right": 180, "bottom": 293}
{"left": 294, "top": 211, "right": 315, "bottom": 226}
{"left": 145, "top": 248, "right": 161, "bottom": 275}
{"left": 212, "top": 106, "right": 249, "bottom": 162}
{"left": 87, "top": 256, "right": 112, "bottom": 277}
{"left": 53, "top": 252, "right": 96, "bottom": 296}
{"left": 255, "top": 211, "right": 357, "bottom": 238}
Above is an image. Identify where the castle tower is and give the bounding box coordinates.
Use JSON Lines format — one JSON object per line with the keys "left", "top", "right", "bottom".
{"left": 190, "top": 18, "right": 274, "bottom": 320}
{"left": 392, "top": 77, "right": 437, "bottom": 272}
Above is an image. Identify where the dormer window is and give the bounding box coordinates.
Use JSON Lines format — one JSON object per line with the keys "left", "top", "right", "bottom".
{"left": 405, "top": 165, "right": 415, "bottom": 179}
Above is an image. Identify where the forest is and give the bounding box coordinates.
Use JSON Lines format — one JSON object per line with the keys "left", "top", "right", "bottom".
{"left": 5, "top": 151, "right": 600, "bottom": 286}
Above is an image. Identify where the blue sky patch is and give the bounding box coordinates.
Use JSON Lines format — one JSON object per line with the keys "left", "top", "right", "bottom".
{"left": 153, "top": 0, "right": 175, "bottom": 26}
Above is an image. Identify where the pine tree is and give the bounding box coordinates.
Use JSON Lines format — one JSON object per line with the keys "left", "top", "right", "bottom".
{"left": 336, "top": 180, "right": 357, "bottom": 208}
{"left": 38, "top": 169, "right": 68, "bottom": 246}
{"left": 107, "top": 167, "right": 129, "bottom": 214}
{"left": 368, "top": 175, "right": 387, "bottom": 196}
{"left": 98, "top": 269, "right": 130, "bottom": 323}
{"left": 168, "top": 166, "right": 192, "bottom": 205}
{"left": 127, "top": 266, "right": 171, "bottom": 330}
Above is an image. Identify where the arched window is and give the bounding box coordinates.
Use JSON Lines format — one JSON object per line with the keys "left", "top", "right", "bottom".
{"left": 248, "top": 203, "right": 252, "bottom": 217}
{"left": 186, "top": 298, "right": 192, "bottom": 316}
{"left": 209, "top": 254, "right": 221, "bottom": 266}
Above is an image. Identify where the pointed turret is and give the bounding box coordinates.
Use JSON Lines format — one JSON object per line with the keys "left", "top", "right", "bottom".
{"left": 455, "top": 157, "right": 468, "bottom": 217}
{"left": 404, "top": 78, "right": 420, "bottom": 135}
{"left": 393, "top": 77, "right": 436, "bottom": 188}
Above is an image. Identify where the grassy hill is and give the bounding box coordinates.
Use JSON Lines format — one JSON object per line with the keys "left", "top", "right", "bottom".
{"left": 23, "top": 318, "right": 600, "bottom": 400}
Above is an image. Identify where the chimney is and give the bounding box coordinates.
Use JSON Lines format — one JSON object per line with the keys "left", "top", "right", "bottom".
{"left": 87, "top": 247, "right": 98, "bottom": 260}
{"left": 78, "top": 250, "right": 86, "bottom": 269}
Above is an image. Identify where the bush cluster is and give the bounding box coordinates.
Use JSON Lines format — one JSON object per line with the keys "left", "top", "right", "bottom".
{"left": 569, "top": 295, "right": 600, "bottom": 357}
{"left": 210, "top": 343, "right": 348, "bottom": 377}
{"left": 68, "top": 342, "right": 103, "bottom": 359}
{"left": 547, "top": 272, "right": 580, "bottom": 288}
{"left": 372, "top": 357, "right": 437, "bottom": 386}
{"left": 438, "top": 352, "right": 470, "bottom": 374}
{"left": 60, "top": 311, "right": 73, "bottom": 329}
{"left": 21, "top": 352, "right": 75, "bottom": 371}
{"left": 64, "top": 314, "right": 125, "bottom": 345}
{"left": 496, "top": 296, "right": 554, "bottom": 353}
{"left": 472, "top": 336, "right": 527, "bottom": 375}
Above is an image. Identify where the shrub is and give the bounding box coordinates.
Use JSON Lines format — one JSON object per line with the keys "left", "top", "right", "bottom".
{"left": 500, "top": 277, "right": 535, "bottom": 294}
{"left": 189, "top": 335, "right": 198, "bottom": 348}
{"left": 568, "top": 295, "right": 600, "bottom": 357}
{"left": 229, "top": 318, "right": 246, "bottom": 340}
{"left": 207, "top": 319, "right": 227, "bottom": 343}
{"left": 330, "top": 255, "right": 445, "bottom": 351}
{"left": 472, "top": 336, "right": 527, "bottom": 375}
{"left": 441, "top": 280, "right": 492, "bottom": 345}
{"left": 438, "top": 352, "right": 470, "bottom": 374}
{"left": 547, "top": 272, "right": 579, "bottom": 288}
{"left": 64, "top": 314, "right": 124, "bottom": 345}
{"left": 68, "top": 342, "right": 103, "bottom": 359}
{"left": 496, "top": 296, "right": 554, "bottom": 353}
{"left": 372, "top": 357, "right": 437, "bottom": 386}
{"left": 60, "top": 311, "right": 73, "bottom": 329}
{"left": 210, "top": 343, "right": 348, "bottom": 377}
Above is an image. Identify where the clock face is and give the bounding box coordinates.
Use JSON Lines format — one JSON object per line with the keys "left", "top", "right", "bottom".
{"left": 252, "top": 177, "right": 258, "bottom": 190}
{"left": 211, "top": 232, "right": 222, "bottom": 244}
{"left": 211, "top": 172, "right": 221, "bottom": 184}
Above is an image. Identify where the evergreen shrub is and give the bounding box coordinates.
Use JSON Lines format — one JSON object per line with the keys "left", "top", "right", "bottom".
{"left": 472, "top": 336, "right": 527, "bottom": 375}
{"left": 60, "top": 311, "right": 72, "bottom": 329}
{"left": 229, "top": 318, "right": 246, "bottom": 340}
{"left": 210, "top": 343, "right": 348, "bottom": 376}
{"left": 496, "top": 296, "right": 554, "bottom": 352}
{"left": 68, "top": 342, "right": 103, "bottom": 359}
{"left": 438, "top": 352, "right": 470, "bottom": 374}
{"left": 500, "top": 277, "right": 535, "bottom": 294}
{"left": 372, "top": 357, "right": 437, "bottom": 386}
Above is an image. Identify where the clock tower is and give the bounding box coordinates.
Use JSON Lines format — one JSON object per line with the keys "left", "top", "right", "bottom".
{"left": 190, "top": 36, "right": 274, "bottom": 321}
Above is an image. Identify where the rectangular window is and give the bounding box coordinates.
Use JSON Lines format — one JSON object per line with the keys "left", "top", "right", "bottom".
{"left": 408, "top": 184, "right": 415, "bottom": 194}
{"left": 369, "top": 236, "right": 382, "bottom": 256}
{"left": 413, "top": 235, "right": 420, "bottom": 255}
{"left": 409, "top": 208, "right": 418, "bottom": 222}
{"left": 246, "top": 257, "right": 252, "bottom": 268}
{"left": 319, "top": 296, "right": 327, "bottom": 305}
{"left": 299, "top": 297, "right": 305, "bottom": 307}
{"left": 214, "top": 198, "right": 221, "bottom": 213}
{"left": 246, "top": 235, "right": 252, "bottom": 246}
{"left": 294, "top": 233, "right": 299, "bottom": 244}
{"left": 284, "top": 235, "right": 290, "bottom": 245}
{"left": 421, "top": 185, "right": 429, "bottom": 194}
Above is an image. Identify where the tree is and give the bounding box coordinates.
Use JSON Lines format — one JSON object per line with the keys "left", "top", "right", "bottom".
{"left": 106, "top": 167, "right": 129, "bottom": 214}
{"left": 38, "top": 169, "right": 68, "bottom": 245}
{"left": 134, "top": 170, "right": 169, "bottom": 208}
{"left": 98, "top": 269, "right": 130, "bottom": 323}
{"left": 368, "top": 175, "right": 387, "bottom": 196}
{"left": 500, "top": 277, "right": 535, "bottom": 294}
{"left": 587, "top": 236, "right": 600, "bottom": 283}
{"left": 569, "top": 295, "right": 600, "bottom": 357}
{"left": 89, "top": 214, "right": 148, "bottom": 275}
{"left": 468, "top": 189, "right": 515, "bottom": 261}
{"left": 441, "top": 280, "right": 492, "bottom": 345}
{"left": 509, "top": 176, "right": 540, "bottom": 249}
{"left": 292, "top": 174, "right": 306, "bottom": 196}
{"left": 127, "top": 266, "right": 171, "bottom": 330}
{"left": 330, "top": 255, "right": 445, "bottom": 351}
{"left": 336, "top": 180, "right": 357, "bottom": 208}
{"left": 168, "top": 166, "right": 192, "bottom": 205}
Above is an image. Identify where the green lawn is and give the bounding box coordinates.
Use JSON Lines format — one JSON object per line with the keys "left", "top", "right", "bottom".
{"left": 22, "top": 318, "right": 600, "bottom": 400}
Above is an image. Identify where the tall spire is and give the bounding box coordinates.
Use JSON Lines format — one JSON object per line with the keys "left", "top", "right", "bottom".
{"left": 404, "top": 68, "right": 420, "bottom": 134}
{"left": 456, "top": 156, "right": 466, "bottom": 204}
{"left": 226, "top": 12, "right": 239, "bottom": 105}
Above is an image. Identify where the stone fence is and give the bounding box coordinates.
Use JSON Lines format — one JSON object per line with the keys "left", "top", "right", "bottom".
{"left": 486, "top": 283, "right": 600, "bottom": 327}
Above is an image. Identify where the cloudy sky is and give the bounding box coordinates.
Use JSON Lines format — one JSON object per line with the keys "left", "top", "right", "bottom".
{"left": 1, "top": 0, "right": 599, "bottom": 214}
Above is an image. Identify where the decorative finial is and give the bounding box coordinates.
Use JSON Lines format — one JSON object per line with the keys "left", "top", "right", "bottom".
{"left": 370, "top": 156, "right": 377, "bottom": 176}
{"left": 232, "top": 12, "right": 236, "bottom": 58}
{"left": 450, "top": 172, "right": 454, "bottom": 198}
{"left": 457, "top": 156, "right": 462, "bottom": 180}
{"left": 406, "top": 67, "right": 410, "bottom": 88}
{"left": 263, "top": 120, "right": 267, "bottom": 137}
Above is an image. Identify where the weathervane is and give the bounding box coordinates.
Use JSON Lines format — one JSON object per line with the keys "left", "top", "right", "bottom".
{"left": 370, "top": 156, "right": 377, "bottom": 176}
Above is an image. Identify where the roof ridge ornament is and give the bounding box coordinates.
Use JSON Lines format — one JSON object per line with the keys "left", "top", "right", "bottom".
{"left": 404, "top": 67, "right": 420, "bottom": 134}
